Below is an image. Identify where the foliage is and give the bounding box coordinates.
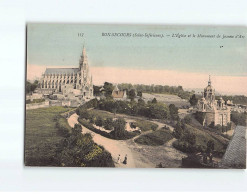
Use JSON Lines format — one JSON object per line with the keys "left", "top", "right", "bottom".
{"left": 206, "top": 140, "right": 215, "bottom": 154}
{"left": 195, "top": 111, "right": 206, "bottom": 125}
{"left": 103, "top": 117, "right": 114, "bottom": 130}
{"left": 103, "top": 82, "right": 114, "bottom": 98}
{"left": 128, "top": 89, "right": 136, "bottom": 100}
{"left": 169, "top": 104, "right": 179, "bottom": 120}
{"left": 220, "top": 95, "right": 247, "bottom": 105}
{"left": 95, "top": 116, "right": 104, "bottom": 127}
{"left": 173, "top": 120, "right": 184, "bottom": 139}
{"left": 134, "top": 129, "right": 173, "bottom": 146}
{"left": 26, "top": 80, "right": 39, "bottom": 94}
{"left": 93, "top": 98, "right": 170, "bottom": 120}
{"left": 132, "top": 120, "right": 158, "bottom": 132}
{"left": 25, "top": 106, "right": 114, "bottom": 167}
{"left": 182, "top": 115, "right": 192, "bottom": 124}
{"left": 117, "top": 83, "right": 193, "bottom": 100}
{"left": 137, "top": 91, "right": 142, "bottom": 97}
{"left": 231, "top": 111, "right": 246, "bottom": 126}
{"left": 26, "top": 98, "right": 45, "bottom": 104}
{"left": 173, "top": 123, "right": 227, "bottom": 155}
{"left": 111, "top": 118, "right": 127, "bottom": 137}
{"left": 78, "top": 118, "right": 140, "bottom": 140}
{"left": 25, "top": 106, "right": 73, "bottom": 166}
{"left": 189, "top": 94, "right": 198, "bottom": 106}
{"left": 55, "top": 115, "right": 72, "bottom": 137}
{"left": 56, "top": 124, "right": 115, "bottom": 167}
{"left": 151, "top": 98, "right": 157, "bottom": 104}
{"left": 93, "top": 85, "right": 101, "bottom": 96}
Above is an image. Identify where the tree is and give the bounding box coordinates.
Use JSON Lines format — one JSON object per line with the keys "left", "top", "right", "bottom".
{"left": 137, "top": 91, "right": 142, "bottom": 97}
{"left": 78, "top": 109, "right": 90, "bottom": 120}
{"left": 103, "top": 117, "right": 114, "bottom": 130}
{"left": 169, "top": 104, "right": 178, "bottom": 120}
{"left": 26, "top": 80, "right": 39, "bottom": 94}
{"left": 128, "top": 89, "right": 136, "bottom": 100}
{"left": 138, "top": 98, "right": 145, "bottom": 106}
{"left": 93, "top": 85, "right": 101, "bottom": 96}
{"left": 103, "top": 82, "right": 114, "bottom": 98}
{"left": 173, "top": 120, "right": 183, "bottom": 139}
{"left": 112, "top": 118, "right": 126, "bottom": 137}
{"left": 183, "top": 115, "right": 192, "bottom": 124}
{"left": 151, "top": 98, "right": 157, "bottom": 104}
{"left": 95, "top": 116, "right": 104, "bottom": 129}
{"left": 206, "top": 140, "right": 215, "bottom": 154}
{"left": 189, "top": 94, "right": 198, "bottom": 106}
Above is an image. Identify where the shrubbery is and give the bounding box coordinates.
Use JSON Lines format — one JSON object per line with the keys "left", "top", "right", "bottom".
{"left": 231, "top": 111, "right": 246, "bottom": 126}
{"left": 78, "top": 97, "right": 176, "bottom": 121}
{"left": 56, "top": 124, "right": 115, "bottom": 167}
{"left": 134, "top": 129, "right": 173, "bottom": 146}
{"left": 131, "top": 120, "right": 158, "bottom": 132}
{"left": 55, "top": 115, "right": 72, "bottom": 137}
{"left": 78, "top": 117, "right": 140, "bottom": 140}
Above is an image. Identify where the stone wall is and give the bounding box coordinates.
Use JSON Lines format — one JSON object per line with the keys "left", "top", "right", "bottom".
{"left": 26, "top": 100, "right": 49, "bottom": 110}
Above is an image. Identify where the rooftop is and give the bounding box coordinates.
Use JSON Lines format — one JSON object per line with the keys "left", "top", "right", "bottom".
{"left": 44, "top": 68, "right": 79, "bottom": 75}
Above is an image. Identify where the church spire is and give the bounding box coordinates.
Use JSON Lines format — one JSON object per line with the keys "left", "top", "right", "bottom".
{"left": 208, "top": 75, "right": 211, "bottom": 86}
{"left": 79, "top": 45, "right": 88, "bottom": 70}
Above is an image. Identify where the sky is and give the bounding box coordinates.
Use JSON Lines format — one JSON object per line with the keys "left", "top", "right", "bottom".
{"left": 27, "top": 23, "right": 247, "bottom": 95}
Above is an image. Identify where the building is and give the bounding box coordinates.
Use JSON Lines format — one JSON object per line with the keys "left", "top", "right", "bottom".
{"left": 112, "top": 85, "right": 127, "bottom": 100}
{"left": 39, "top": 46, "right": 94, "bottom": 102}
{"left": 197, "top": 76, "right": 231, "bottom": 126}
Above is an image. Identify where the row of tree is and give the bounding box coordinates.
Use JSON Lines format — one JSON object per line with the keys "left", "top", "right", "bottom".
{"left": 81, "top": 97, "right": 179, "bottom": 121}
{"left": 93, "top": 82, "right": 193, "bottom": 100}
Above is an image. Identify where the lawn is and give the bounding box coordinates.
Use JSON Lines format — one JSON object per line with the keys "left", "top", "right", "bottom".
{"left": 134, "top": 129, "right": 173, "bottom": 146}
{"left": 25, "top": 106, "right": 74, "bottom": 166}
{"left": 131, "top": 119, "right": 158, "bottom": 132}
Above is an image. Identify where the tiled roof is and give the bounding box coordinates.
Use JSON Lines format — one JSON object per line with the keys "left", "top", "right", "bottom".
{"left": 44, "top": 68, "right": 79, "bottom": 74}
{"left": 112, "top": 91, "right": 125, "bottom": 98}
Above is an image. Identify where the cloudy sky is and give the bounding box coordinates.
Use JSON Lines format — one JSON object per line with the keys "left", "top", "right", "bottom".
{"left": 27, "top": 24, "right": 247, "bottom": 95}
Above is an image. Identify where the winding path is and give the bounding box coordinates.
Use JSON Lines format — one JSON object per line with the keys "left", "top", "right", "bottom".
{"left": 68, "top": 113, "right": 154, "bottom": 168}
{"left": 68, "top": 113, "right": 186, "bottom": 168}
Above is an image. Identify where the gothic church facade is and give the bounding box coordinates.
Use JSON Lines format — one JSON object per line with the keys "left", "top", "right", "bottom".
{"left": 39, "top": 46, "right": 93, "bottom": 100}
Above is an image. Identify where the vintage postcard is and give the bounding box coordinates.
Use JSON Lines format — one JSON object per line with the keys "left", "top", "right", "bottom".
{"left": 25, "top": 23, "right": 247, "bottom": 168}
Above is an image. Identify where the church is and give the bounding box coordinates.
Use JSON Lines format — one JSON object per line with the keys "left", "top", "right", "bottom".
{"left": 197, "top": 76, "right": 231, "bottom": 127}
{"left": 39, "top": 46, "right": 94, "bottom": 101}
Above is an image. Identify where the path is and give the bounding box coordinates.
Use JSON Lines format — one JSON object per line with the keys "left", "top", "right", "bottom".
{"left": 93, "top": 109, "right": 174, "bottom": 131}
{"left": 68, "top": 113, "right": 154, "bottom": 168}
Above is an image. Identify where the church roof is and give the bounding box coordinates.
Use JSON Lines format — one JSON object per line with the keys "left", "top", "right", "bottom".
{"left": 44, "top": 68, "right": 79, "bottom": 75}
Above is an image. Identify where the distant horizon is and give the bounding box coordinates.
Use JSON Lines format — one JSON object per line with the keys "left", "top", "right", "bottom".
{"left": 27, "top": 64, "right": 247, "bottom": 96}
{"left": 27, "top": 24, "right": 247, "bottom": 96}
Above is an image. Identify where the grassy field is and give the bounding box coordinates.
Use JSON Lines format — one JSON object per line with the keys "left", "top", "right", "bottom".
{"left": 185, "top": 124, "right": 227, "bottom": 153}
{"left": 25, "top": 106, "right": 74, "bottom": 166}
{"left": 134, "top": 129, "right": 173, "bottom": 146}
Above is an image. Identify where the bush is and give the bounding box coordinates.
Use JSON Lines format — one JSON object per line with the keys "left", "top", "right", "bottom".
{"left": 78, "top": 118, "right": 139, "bottom": 140}
{"left": 183, "top": 115, "right": 192, "bottom": 124}
{"left": 103, "top": 117, "right": 114, "bottom": 130}
{"left": 231, "top": 111, "right": 246, "bottom": 126}
{"left": 195, "top": 112, "right": 206, "bottom": 125}
{"left": 55, "top": 115, "right": 72, "bottom": 137}
{"left": 135, "top": 129, "right": 173, "bottom": 146}
{"left": 132, "top": 120, "right": 158, "bottom": 132}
